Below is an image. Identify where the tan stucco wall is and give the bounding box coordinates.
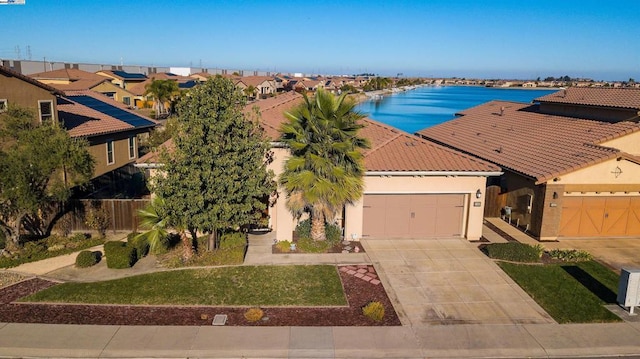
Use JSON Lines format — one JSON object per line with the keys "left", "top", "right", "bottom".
{"left": 344, "top": 175, "right": 488, "bottom": 241}
{"left": 555, "top": 158, "right": 640, "bottom": 185}
{"left": 92, "top": 82, "right": 136, "bottom": 105}
{"left": 88, "top": 132, "right": 138, "bottom": 178}
{"left": 267, "top": 147, "right": 295, "bottom": 240}
{"left": 599, "top": 132, "right": 640, "bottom": 156}
{"left": 0, "top": 73, "right": 57, "bottom": 119}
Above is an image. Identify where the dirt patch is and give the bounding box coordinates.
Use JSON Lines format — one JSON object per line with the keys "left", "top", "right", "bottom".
{"left": 0, "top": 266, "right": 400, "bottom": 326}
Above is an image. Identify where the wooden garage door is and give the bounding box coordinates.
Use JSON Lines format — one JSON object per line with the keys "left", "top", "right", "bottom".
{"left": 559, "top": 197, "right": 640, "bottom": 237}
{"left": 362, "top": 194, "right": 464, "bottom": 239}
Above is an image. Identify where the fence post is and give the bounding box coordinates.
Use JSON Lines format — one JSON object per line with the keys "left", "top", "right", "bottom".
{"left": 111, "top": 200, "right": 116, "bottom": 235}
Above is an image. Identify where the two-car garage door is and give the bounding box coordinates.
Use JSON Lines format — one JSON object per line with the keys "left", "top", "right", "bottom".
{"left": 559, "top": 197, "right": 640, "bottom": 237}
{"left": 362, "top": 194, "right": 465, "bottom": 239}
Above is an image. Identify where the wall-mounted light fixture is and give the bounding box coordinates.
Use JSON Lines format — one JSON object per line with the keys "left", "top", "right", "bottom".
{"left": 552, "top": 192, "right": 558, "bottom": 199}
{"left": 476, "top": 189, "right": 482, "bottom": 199}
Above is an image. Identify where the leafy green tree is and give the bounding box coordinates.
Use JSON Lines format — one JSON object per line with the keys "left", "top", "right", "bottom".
{"left": 144, "top": 79, "right": 180, "bottom": 119}
{"left": 0, "top": 107, "right": 94, "bottom": 250}
{"left": 279, "top": 89, "right": 369, "bottom": 241}
{"left": 154, "top": 77, "right": 275, "bottom": 258}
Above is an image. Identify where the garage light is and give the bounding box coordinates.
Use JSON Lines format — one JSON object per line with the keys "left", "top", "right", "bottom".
{"left": 475, "top": 189, "right": 482, "bottom": 199}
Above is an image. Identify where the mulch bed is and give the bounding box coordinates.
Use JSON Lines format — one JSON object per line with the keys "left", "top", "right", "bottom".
{"left": 0, "top": 265, "right": 400, "bottom": 326}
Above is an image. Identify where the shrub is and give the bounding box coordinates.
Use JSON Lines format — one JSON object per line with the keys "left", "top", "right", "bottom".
{"left": 84, "top": 206, "right": 111, "bottom": 237}
{"left": 482, "top": 242, "right": 543, "bottom": 263}
{"left": 244, "top": 307, "right": 264, "bottom": 322}
{"left": 76, "top": 250, "right": 101, "bottom": 268}
{"left": 296, "top": 237, "right": 332, "bottom": 253}
{"left": 104, "top": 241, "right": 137, "bottom": 269}
{"left": 548, "top": 249, "right": 593, "bottom": 262}
{"left": 275, "top": 240, "right": 292, "bottom": 253}
{"left": 362, "top": 301, "right": 385, "bottom": 322}
{"left": 219, "top": 231, "right": 247, "bottom": 250}
{"left": 53, "top": 212, "right": 74, "bottom": 237}
{"left": 295, "top": 219, "right": 343, "bottom": 244}
{"left": 128, "top": 233, "right": 150, "bottom": 258}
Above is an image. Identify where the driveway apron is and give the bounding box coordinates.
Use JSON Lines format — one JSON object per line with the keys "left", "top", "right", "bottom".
{"left": 361, "top": 238, "right": 554, "bottom": 327}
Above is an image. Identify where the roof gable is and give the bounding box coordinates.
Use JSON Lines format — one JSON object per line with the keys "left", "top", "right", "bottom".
{"left": 418, "top": 100, "right": 640, "bottom": 183}
{"left": 0, "top": 65, "right": 64, "bottom": 95}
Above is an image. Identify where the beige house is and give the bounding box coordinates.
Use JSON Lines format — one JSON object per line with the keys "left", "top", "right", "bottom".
{"left": 235, "top": 76, "right": 277, "bottom": 99}
{"left": 139, "top": 91, "right": 500, "bottom": 241}
{"left": 419, "top": 87, "right": 640, "bottom": 240}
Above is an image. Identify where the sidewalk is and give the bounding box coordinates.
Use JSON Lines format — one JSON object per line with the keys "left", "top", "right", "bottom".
{"left": 0, "top": 322, "right": 638, "bottom": 358}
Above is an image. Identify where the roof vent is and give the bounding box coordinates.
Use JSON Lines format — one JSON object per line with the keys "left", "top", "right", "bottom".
{"left": 495, "top": 147, "right": 503, "bottom": 153}
{"left": 563, "top": 89, "right": 567, "bottom": 98}
{"left": 500, "top": 106, "right": 504, "bottom": 116}
{"left": 405, "top": 141, "right": 416, "bottom": 147}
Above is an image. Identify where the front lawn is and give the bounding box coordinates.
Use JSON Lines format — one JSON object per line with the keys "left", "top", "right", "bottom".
{"left": 498, "top": 260, "right": 621, "bottom": 323}
{"left": 21, "top": 265, "right": 347, "bottom": 306}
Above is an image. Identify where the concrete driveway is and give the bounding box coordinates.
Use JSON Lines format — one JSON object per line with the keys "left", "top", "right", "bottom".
{"left": 544, "top": 238, "right": 640, "bottom": 273}
{"left": 361, "top": 238, "right": 554, "bottom": 327}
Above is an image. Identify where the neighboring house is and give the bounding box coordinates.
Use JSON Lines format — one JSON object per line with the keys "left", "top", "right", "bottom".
{"left": 95, "top": 70, "right": 148, "bottom": 91}
{"left": 0, "top": 65, "right": 61, "bottom": 124}
{"left": 29, "top": 68, "right": 137, "bottom": 106}
{"left": 0, "top": 65, "right": 157, "bottom": 197}
{"left": 138, "top": 92, "right": 501, "bottom": 241}
{"left": 234, "top": 76, "right": 277, "bottom": 99}
{"left": 128, "top": 73, "right": 196, "bottom": 114}
{"left": 418, "top": 87, "right": 640, "bottom": 240}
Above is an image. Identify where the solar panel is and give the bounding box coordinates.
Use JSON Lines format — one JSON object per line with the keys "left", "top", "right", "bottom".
{"left": 111, "top": 70, "right": 147, "bottom": 79}
{"left": 70, "top": 95, "right": 156, "bottom": 128}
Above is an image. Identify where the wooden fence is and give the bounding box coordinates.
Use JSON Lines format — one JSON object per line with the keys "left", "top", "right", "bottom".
{"left": 484, "top": 185, "right": 507, "bottom": 217}
{"left": 67, "top": 199, "right": 151, "bottom": 233}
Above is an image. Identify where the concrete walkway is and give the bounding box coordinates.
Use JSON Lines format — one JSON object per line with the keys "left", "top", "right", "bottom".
{"left": 1, "top": 229, "right": 640, "bottom": 357}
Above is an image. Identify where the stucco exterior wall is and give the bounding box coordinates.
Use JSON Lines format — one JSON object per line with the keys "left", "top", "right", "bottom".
{"left": 555, "top": 158, "right": 640, "bottom": 186}
{"left": 0, "top": 72, "right": 57, "bottom": 119}
{"left": 600, "top": 133, "right": 640, "bottom": 156}
{"left": 344, "top": 175, "right": 488, "bottom": 241}
{"left": 92, "top": 82, "right": 137, "bottom": 105}
{"left": 88, "top": 132, "right": 139, "bottom": 178}
{"left": 267, "top": 146, "right": 295, "bottom": 240}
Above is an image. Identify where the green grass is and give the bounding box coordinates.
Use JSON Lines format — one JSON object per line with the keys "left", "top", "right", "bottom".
{"left": 21, "top": 265, "right": 347, "bottom": 306}
{"left": 498, "top": 260, "right": 621, "bottom": 323}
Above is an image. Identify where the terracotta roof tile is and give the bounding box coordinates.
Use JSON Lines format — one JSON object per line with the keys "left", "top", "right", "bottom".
{"left": 139, "top": 91, "right": 499, "bottom": 173}
{"left": 50, "top": 78, "right": 109, "bottom": 91}
{"left": 418, "top": 100, "right": 640, "bottom": 183}
{"left": 58, "top": 90, "right": 156, "bottom": 138}
{"left": 29, "top": 68, "right": 105, "bottom": 81}
{"left": 535, "top": 87, "right": 640, "bottom": 110}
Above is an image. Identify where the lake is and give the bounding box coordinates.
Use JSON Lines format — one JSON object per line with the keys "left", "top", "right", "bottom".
{"left": 356, "top": 86, "right": 557, "bottom": 133}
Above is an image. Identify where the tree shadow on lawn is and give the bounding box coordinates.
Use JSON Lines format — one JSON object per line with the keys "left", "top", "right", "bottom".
{"left": 561, "top": 265, "right": 617, "bottom": 304}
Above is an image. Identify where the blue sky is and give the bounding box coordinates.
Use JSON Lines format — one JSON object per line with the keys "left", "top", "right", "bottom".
{"left": 1, "top": 0, "right": 638, "bottom": 80}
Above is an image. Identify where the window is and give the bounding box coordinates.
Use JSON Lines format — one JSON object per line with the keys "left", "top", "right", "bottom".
{"left": 123, "top": 96, "right": 131, "bottom": 106}
{"left": 0, "top": 99, "right": 7, "bottom": 113}
{"left": 106, "top": 140, "right": 115, "bottom": 165}
{"left": 38, "top": 100, "right": 54, "bottom": 123}
{"left": 128, "top": 136, "right": 136, "bottom": 159}
{"left": 104, "top": 92, "right": 116, "bottom": 99}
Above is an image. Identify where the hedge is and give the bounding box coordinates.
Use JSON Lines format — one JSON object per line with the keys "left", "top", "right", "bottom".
{"left": 75, "top": 250, "right": 102, "bottom": 268}
{"left": 482, "top": 242, "right": 543, "bottom": 263}
{"left": 104, "top": 241, "right": 137, "bottom": 269}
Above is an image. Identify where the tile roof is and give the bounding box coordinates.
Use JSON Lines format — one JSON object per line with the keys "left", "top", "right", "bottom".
{"left": 0, "top": 65, "right": 64, "bottom": 96}
{"left": 29, "top": 68, "right": 104, "bottom": 81}
{"left": 360, "top": 119, "right": 500, "bottom": 173}
{"left": 58, "top": 90, "right": 156, "bottom": 138}
{"left": 97, "top": 70, "right": 147, "bottom": 81}
{"left": 139, "top": 91, "right": 499, "bottom": 173}
{"left": 236, "top": 76, "right": 276, "bottom": 87}
{"left": 418, "top": 100, "right": 640, "bottom": 183}
{"left": 49, "top": 78, "right": 109, "bottom": 91}
{"left": 535, "top": 87, "right": 640, "bottom": 110}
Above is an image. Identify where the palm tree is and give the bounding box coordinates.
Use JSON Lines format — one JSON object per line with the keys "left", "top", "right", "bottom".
{"left": 279, "top": 89, "right": 369, "bottom": 241}
{"left": 144, "top": 79, "right": 180, "bottom": 119}
{"left": 135, "top": 196, "right": 193, "bottom": 260}
{"left": 243, "top": 85, "right": 257, "bottom": 100}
